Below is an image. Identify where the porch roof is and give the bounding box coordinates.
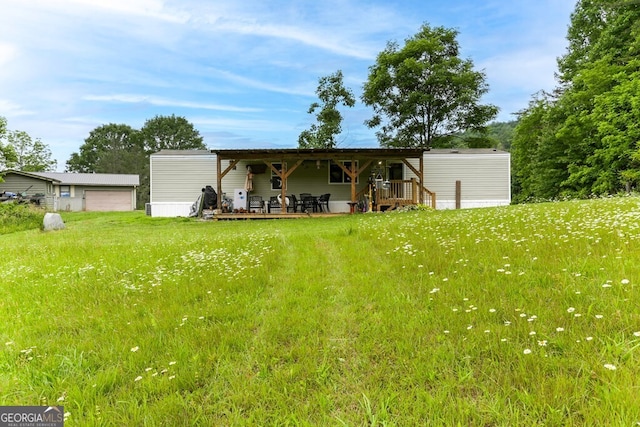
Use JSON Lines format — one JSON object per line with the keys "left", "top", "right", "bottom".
{"left": 212, "top": 148, "right": 425, "bottom": 161}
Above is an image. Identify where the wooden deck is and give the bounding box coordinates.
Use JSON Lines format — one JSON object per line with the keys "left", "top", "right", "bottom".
{"left": 202, "top": 210, "right": 342, "bottom": 220}
{"left": 371, "top": 179, "right": 436, "bottom": 211}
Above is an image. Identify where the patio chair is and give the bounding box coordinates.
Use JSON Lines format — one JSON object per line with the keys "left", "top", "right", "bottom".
{"left": 300, "top": 195, "right": 316, "bottom": 213}
{"left": 288, "top": 194, "right": 298, "bottom": 213}
{"left": 268, "top": 195, "right": 296, "bottom": 213}
{"left": 318, "top": 193, "right": 331, "bottom": 212}
{"left": 248, "top": 195, "right": 265, "bottom": 213}
{"left": 267, "top": 196, "right": 281, "bottom": 213}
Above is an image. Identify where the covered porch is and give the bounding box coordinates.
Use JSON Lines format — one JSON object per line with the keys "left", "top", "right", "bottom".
{"left": 212, "top": 148, "right": 435, "bottom": 217}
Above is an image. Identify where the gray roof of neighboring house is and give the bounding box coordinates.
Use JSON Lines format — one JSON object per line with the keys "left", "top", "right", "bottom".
{"left": 3, "top": 170, "right": 140, "bottom": 187}
{"left": 28, "top": 171, "right": 139, "bottom": 186}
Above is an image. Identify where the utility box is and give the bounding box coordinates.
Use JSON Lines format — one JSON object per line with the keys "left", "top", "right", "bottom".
{"left": 233, "top": 189, "right": 246, "bottom": 210}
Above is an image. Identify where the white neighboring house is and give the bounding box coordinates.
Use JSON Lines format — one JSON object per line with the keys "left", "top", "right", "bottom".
{"left": 0, "top": 170, "right": 139, "bottom": 211}
{"left": 148, "top": 148, "right": 511, "bottom": 217}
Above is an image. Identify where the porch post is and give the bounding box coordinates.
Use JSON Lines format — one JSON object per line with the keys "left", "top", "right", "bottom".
{"left": 216, "top": 154, "right": 222, "bottom": 210}
{"left": 419, "top": 155, "right": 424, "bottom": 204}
{"left": 411, "top": 178, "right": 417, "bottom": 204}
{"left": 350, "top": 157, "right": 357, "bottom": 203}
{"left": 281, "top": 160, "right": 288, "bottom": 214}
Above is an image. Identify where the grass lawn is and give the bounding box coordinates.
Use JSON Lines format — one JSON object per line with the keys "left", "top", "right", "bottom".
{"left": 1, "top": 197, "right": 640, "bottom": 425}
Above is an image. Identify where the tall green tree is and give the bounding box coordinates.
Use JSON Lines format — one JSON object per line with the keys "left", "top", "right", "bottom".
{"left": 6, "top": 130, "right": 57, "bottom": 172}
{"left": 298, "top": 70, "right": 356, "bottom": 148}
{"left": 68, "top": 123, "right": 147, "bottom": 207}
{"left": 511, "top": 93, "right": 569, "bottom": 202}
{"left": 362, "top": 23, "right": 498, "bottom": 148}
{"left": 0, "top": 117, "right": 17, "bottom": 175}
{"left": 140, "top": 114, "right": 206, "bottom": 154}
{"left": 66, "top": 123, "right": 143, "bottom": 173}
{"left": 1, "top": 117, "right": 55, "bottom": 172}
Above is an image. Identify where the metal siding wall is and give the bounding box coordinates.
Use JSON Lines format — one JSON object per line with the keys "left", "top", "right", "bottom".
{"left": 0, "top": 175, "right": 48, "bottom": 195}
{"left": 222, "top": 161, "right": 247, "bottom": 199}
{"left": 151, "top": 154, "right": 217, "bottom": 202}
{"left": 424, "top": 153, "right": 510, "bottom": 205}
{"left": 230, "top": 160, "right": 359, "bottom": 202}
{"left": 57, "top": 197, "right": 83, "bottom": 212}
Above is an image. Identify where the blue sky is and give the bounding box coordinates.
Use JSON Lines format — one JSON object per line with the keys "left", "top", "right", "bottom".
{"left": 1, "top": 0, "right": 575, "bottom": 170}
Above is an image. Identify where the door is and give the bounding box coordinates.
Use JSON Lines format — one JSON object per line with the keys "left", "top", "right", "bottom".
{"left": 85, "top": 190, "right": 132, "bottom": 211}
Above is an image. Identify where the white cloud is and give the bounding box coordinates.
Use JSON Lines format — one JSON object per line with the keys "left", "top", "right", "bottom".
{"left": 194, "top": 117, "right": 295, "bottom": 133}
{"left": 208, "top": 69, "right": 314, "bottom": 97}
{"left": 7, "top": 0, "right": 190, "bottom": 23}
{"left": 209, "top": 20, "right": 375, "bottom": 60}
{"left": 83, "top": 94, "right": 263, "bottom": 113}
{"left": 481, "top": 48, "right": 560, "bottom": 94}
{"left": 0, "top": 43, "right": 16, "bottom": 67}
{"left": 0, "top": 99, "right": 33, "bottom": 117}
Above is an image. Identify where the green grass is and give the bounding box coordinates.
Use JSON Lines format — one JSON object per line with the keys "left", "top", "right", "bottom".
{"left": 1, "top": 197, "right": 640, "bottom": 425}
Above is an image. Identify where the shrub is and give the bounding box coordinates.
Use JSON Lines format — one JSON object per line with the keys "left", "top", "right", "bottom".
{"left": 0, "top": 203, "right": 45, "bottom": 234}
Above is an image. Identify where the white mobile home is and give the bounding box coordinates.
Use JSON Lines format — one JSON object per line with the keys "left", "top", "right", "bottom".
{"left": 148, "top": 148, "right": 510, "bottom": 217}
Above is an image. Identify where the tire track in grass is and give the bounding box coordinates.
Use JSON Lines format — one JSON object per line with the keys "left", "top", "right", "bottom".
{"left": 241, "top": 223, "right": 364, "bottom": 421}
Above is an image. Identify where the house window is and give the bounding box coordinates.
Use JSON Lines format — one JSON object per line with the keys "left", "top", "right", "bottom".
{"left": 60, "top": 185, "right": 70, "bottom": 197}
{"left": 271, "top": 163, "right": 285, "bottom": 190}
{"left": 329, "top": 160, "right": 358, "bottom": 184}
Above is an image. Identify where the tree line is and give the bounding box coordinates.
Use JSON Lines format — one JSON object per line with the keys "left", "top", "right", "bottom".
{"left": 0, "top": 114, "right": 204, "bottom": 207}
{"left": 511, "top": 0, "right": 640, "bottom": 202}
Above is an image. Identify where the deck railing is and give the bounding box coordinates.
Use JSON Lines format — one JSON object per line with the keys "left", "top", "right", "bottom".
{"left": 355, "top": 179, "right": 436, "bottom": 211}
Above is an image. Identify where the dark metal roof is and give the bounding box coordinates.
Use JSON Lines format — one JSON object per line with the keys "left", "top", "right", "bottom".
{"left": 212, "top": 147, "right": 426, "bottom": 160}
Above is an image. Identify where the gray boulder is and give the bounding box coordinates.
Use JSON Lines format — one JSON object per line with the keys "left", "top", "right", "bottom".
{"left": 43, "top": 213, "right": 65, "bottom": 231}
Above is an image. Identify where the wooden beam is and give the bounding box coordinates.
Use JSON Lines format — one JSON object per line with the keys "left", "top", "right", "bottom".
{"left": 419, "top": 155, "right": 424, "bottom": 205}
{"left": 216, "top": 155, "right": 222, "bottom": 210}
{"left": 281, "top": 160, "right": 287, "bottom": 214}
{"left": 221, "top": 159, "right": 240, "bottom": 178}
